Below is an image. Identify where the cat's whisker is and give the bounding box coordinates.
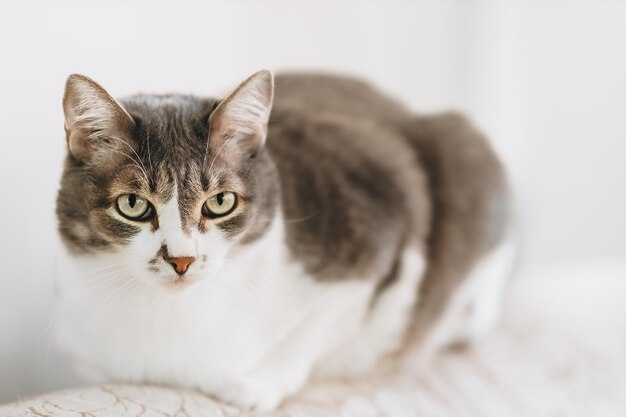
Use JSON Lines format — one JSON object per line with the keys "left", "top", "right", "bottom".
{"left": 93, "top": 138, "right": 149, "bottom": 185}
{"left": 88, "top": 275, "right": 145, "bottom": 340}
{"left": 46, "top": 263, "right": 147, "bottom": 347}
{"left": 104, "top": 145, "right": 150, "bottom": 184}
{"left": 105, "top": 135, "right": 150, "bottom": 182}
{"left": 117, "top": 165, "right": 154, "bottom": 187}
{"left": 49, "top": 261, "right": 147, "bottom": 341}
{"left": 221, "top": 263, "right": 289, "bottom": 307}
{"left": 47, "top": 267, "right": 128, "bottom": 334}
{"left": 48, "top": 272, "right": 129, "bottom": 325}
{"left": 83, "top": 272, "right": 137, "bottom": 338}
{"left": 80, "top": 262, "right": 132, "bottom": 275}
{"left": 202, "top": 127, "right": 211, "bottom": 172}
{"left": 146, "top": 136, "right": 154, "bottom": 174}
{"left": 283, "top": 212, "right": 320, "bottom": 224}
{"left": 81, "top": 262, "right": 147, "bottom": 281}
{"left": 104, "top": 148, "right": 144, "bottom": 176}
{"left": 120, "top": 277, "right": 143, "bottom": 306}
{"left": 45, "top": 271, "right": 133, "bottom": 367}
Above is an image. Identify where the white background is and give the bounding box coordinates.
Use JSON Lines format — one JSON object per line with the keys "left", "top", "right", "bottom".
{"left": 0, "top": 0, "right": 624, "bottom": 403}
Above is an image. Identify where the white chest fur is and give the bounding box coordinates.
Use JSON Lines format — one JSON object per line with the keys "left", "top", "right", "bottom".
{"left": 55, "top": 219, "right": 424, "bottom": 410}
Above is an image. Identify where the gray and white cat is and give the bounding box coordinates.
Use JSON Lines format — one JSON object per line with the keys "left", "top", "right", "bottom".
{"left": 55, "top": 70, "right": 514, "bottom": 411}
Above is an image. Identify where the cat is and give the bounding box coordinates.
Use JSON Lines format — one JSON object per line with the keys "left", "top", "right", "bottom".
{"left": 54, "top": 70, "right": 514, "bottom": 411}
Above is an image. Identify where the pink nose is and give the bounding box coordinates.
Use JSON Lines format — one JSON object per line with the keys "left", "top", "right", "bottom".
{"left": 164, "top": 256, "right": 196, "bottom": 275}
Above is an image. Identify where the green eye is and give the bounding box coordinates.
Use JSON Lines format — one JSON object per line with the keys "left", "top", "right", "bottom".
{"left": 203, "top": 192, "right": 237, "bottom": 217}
{"left": 116, "top": 194, "right": 152, "bottom": 220}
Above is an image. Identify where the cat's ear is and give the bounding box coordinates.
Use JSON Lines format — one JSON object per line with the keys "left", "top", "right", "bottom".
{"left": 208, "top": 70, "right": 274, "bottom": 163}
{"left": 63, "top": 74, "right": 135, "bottom": 163}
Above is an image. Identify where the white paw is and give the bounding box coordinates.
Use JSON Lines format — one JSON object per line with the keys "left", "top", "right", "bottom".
{"left": 208, "top": 375, "right": 286, "bottom": 412}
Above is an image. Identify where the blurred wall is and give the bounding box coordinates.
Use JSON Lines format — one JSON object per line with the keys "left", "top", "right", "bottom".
{"left": 1, "top": 0, "right": 624, "bottom": 403}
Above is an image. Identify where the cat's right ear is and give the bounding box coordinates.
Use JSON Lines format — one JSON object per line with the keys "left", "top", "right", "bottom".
{"left": 62, "top": 74, "right": 135, "bottom": 163}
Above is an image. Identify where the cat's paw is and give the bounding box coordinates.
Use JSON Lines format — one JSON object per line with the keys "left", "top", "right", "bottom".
{"left": 209, "top": 375, "right": 286, "bottom": 412}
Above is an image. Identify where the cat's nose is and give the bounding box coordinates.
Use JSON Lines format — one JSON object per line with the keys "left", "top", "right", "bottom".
{"left": 164, "top": 256, "right": 196, "bottom": 275}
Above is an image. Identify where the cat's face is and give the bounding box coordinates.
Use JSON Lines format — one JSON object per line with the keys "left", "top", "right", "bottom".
{"left": 57, "top": 71, "right": 278, "bottom": 289}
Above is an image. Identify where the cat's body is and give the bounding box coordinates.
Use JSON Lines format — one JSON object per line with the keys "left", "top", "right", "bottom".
{"left": 55, "top": 71, "right": 513, "bottom": 411}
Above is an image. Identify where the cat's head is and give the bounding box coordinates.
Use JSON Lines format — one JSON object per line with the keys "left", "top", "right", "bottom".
{"left": 56, "top": 71, "right": 279, "bottom": 289}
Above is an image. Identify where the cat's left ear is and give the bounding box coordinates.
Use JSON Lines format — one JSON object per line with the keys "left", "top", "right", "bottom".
{"left": 208, "top": 70, "right": 274, "bottom": 162}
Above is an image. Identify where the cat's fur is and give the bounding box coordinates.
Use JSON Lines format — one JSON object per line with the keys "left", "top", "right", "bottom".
{"left": 55, "top": 70, "right": 513, "bottom": 411}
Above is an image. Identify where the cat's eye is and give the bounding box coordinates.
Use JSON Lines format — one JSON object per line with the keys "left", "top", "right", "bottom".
{"left": 203, "top": 192, "right": 237, "bottom": 218}
{"left": 116, "top": 194, "right": 153, "bottom": 220}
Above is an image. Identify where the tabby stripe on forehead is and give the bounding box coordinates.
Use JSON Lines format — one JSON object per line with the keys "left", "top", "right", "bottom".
{"left": 177, "top": 163, "right": 204, "bottom": 229}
